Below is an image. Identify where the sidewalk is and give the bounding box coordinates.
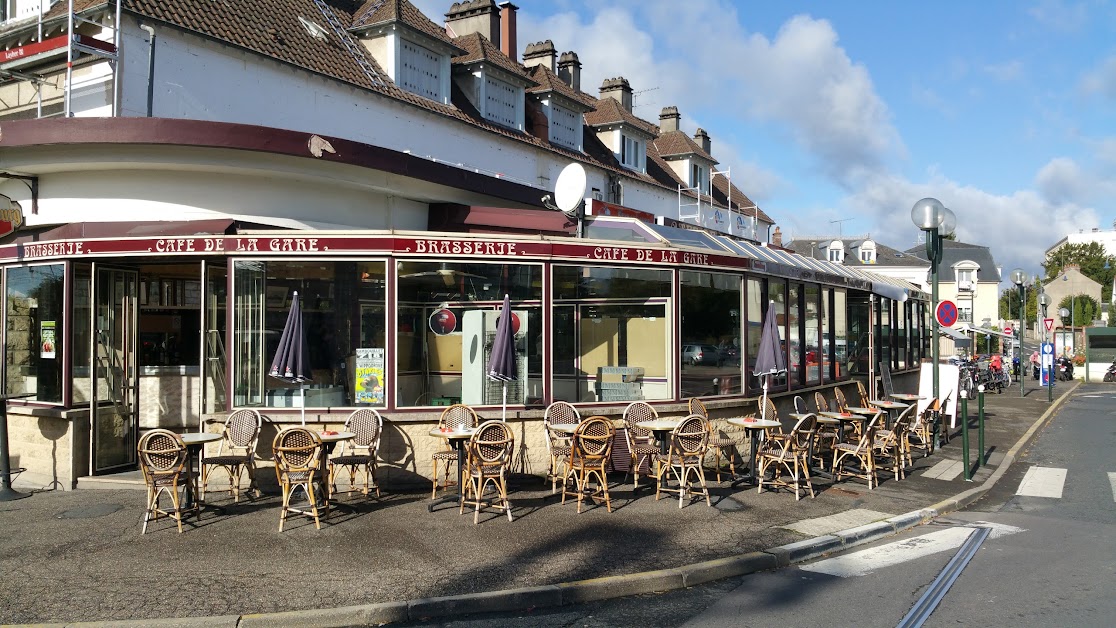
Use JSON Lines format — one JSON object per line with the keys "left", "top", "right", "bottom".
{"left": 0, "top": 384, "right": 1074, "bottom": 627}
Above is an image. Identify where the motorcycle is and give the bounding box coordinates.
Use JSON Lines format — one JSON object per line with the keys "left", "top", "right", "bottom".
{"left": 1056, "top": 356, "right": 1075, "bottom": 381}
{"left": 1103, "top": 359, "right": 1116, "bottom": 383}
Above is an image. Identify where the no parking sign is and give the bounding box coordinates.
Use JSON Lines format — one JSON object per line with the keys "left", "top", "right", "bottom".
{"left": 936, "top": 300, "right": 958, "bottom": 327}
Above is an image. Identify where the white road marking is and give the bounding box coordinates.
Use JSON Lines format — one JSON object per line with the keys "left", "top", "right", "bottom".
{"left": 1109, "top": 473, "right": 1116, "bottom": 502}
{"left": 1015, "top": 466, "right": 1067, "bottom": 498}
{"left": 801, "top": 522, "right": 1024, "bottom": 578}
{"left": 922, "top": 459, "right": 963, "bottom": 480}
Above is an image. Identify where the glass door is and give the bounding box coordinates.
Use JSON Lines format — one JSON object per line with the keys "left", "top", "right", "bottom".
{"left": 203, "top": 262, "right": 228, "bottom": 414}
{"left": 91, "top": 265, "right": 139, "bottom": 473}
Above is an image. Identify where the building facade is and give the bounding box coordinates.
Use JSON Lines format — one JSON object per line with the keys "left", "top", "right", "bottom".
{"left": 0, "top": 0, "right": 928, "bottom": 488}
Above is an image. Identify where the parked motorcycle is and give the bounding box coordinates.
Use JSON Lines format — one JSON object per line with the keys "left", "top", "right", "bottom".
{"left": 1056, "top": 356, "right": 1075, "bottom": 381}
{"left": 1103, "top": 358, "right": 1116, "bottom": 383}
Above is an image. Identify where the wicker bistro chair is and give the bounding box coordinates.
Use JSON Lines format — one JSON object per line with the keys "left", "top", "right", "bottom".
{"left": 690, "top": 398, "right": 737, "bottom": 482}
{"left": 201, "top": 409, "right": 261, "bottom": 503}
{"left": 756, "top": 412, "right": 817, "bottom": 500}
{"left": 460, "top": 420, "right": 515, "bottom": 523}
{"left": 908, "top": 397, "right": 941, "bottom": 458}
{"left": 873, "top": 403, "right": 917, "bottom": 482}
{"left": 622, "top": 401, "right": 660, "bottom": 489}
{"left": 273, "top": 427, "right": 327, "bottom": 531}
{"left": 561, "top": 416, "right": 616, "bottom": 513}
{"left": 431, "top": 404, "right": 480, "bottom": 499}
{"left": 812, "top": 391, "right": 840, "bottom": 466}
{"left": 855, "top": 380, "right": 872, "bottom": 407}
{"left": 832, "top": 411, "right": 884, "bottom": 489}
{"left": 832, "top": 386, "right": 850, "bottom": 413}
{"left": 652, "top": 414, "right": 711, "bottom": 508}
{"left": 543, "top": 401, "right": 580, "bottom": 493}
{"left": 329, "top": 408, "right": 384, "bottom": 499}
{"left": 138, "top": 429, "right": 195, "bottom": 534}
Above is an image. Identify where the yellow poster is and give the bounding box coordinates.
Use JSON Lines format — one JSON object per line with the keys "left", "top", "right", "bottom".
{"left": 354, "top": 348, "right": 385, "bottom": 405}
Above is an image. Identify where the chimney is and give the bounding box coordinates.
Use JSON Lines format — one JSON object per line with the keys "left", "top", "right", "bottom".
{"left": 445, "top": 0, "right": 500, "bottom": 46}
{"left": 499, "top": 2, "right": 518, "bottom": 62}
{"left": 557, "top": 51, "right": 581, "bottom": 90}
{"left": 694, "top": 128, "right": 711, "bottom": 154}
{"left": 658, "top": 106, "right": 680, "bottom": 133}
{"left": 599, "top": 77, "right": 633, "bottom": 112}
{"left": 522, "top": 40, "right": 557, "bottom": 73}
{"left": 772, "top": 226, "right": 783, "bottom": 247}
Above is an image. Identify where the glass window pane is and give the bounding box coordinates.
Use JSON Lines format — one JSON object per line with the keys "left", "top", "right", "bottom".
{"left": 397, "top": 261, "right": 541, "bottom": 408}
{"left": 847, "top": 291, "right": 870, "bottom": 376}
{"left": 746, "top": 277, "right": 763, "bottom": 393}
{"left": 805, "top": 284, "right": 821, "bottom": 385}
{"left": 680, "top": 271, "right": 742, "bottom": 397}
{"left": 879, "top": 297, "right": 892, "bottom": 372}
{"left": 5, "top": 264, "right": 65, "bottom": 403}
{"left": 204, "top": 264, "right": 228, "bottom": 414}
{"left": 834, "top": 289, "right": 847, "bottom": 379}
{"left": 770, "top": 280, "right": 787, "bottom": 389}
{"left": 72, "top": 265, "right": 93, "bottom": 404}
{"left": 788, "top": 283, "right": 802, "bottom": 386}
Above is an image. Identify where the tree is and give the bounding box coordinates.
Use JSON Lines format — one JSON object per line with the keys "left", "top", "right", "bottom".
{"left": 1057, "top": 294, "right": 1099, "bottom": 328}
{"left": 1044, "top": 242, "right": 1116, "bottom": 302}
{"left": 999, "top": 284, "right": 1038, "bottom": 322}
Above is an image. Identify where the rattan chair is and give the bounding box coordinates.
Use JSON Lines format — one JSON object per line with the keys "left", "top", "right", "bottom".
{"left": 873, "top": 403, "right": 916, "bottom": 481}
{"left": 757, "top": 412, "right": 817, "bottom": 500}
{"left": 273, "top": 427, "right": 327, "bottom": 531}
{"left": 561, "top": 416, "right": 615, "bottom": 513}
{"left": 543, "top": 401, "right": 580, "bottom": 493}
{"left": 201, "top": 409, "right": 261, "bottom": 503}
{"left": 329, "top": 408, "right": 384, "bottom": 499}
{"left": 138, "top": 429, "right": 195, "bottom": 534}
{"left": 690, "top": 397, "right": 737, "bottom": 482}
{"left": 855, "top": 380, "right": 872, "bottom": 407}
{"left": 833, "top": 386, "right": 850, "bottom": 412}
{"left": 832, "top": 411, "right": 884, "bottom": 489}
{"left": 652, "top": 414, "right": 711, "bottom": 508}
{"left": 908, "top": 397, "right": 941, "bottom": 458}
{"left": 431, "top": 404, "right": 479, "bottom": 499}
{"left": 812, "top": 391, "right": 839, "bottom": 465}
{"left": 460, "top": 420, "right": 515, "bottom": 523}
{"left": 622, "top": 401, "right": 660, "bottom": 489}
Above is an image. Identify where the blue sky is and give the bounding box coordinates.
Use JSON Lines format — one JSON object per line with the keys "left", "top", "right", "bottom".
{"left": 412, "top": 0, "right": 1116, "bottom": 283}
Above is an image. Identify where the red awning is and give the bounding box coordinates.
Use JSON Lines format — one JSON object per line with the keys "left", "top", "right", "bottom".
{"left": 429, "top": 204, "right": 575, "bottom": 235}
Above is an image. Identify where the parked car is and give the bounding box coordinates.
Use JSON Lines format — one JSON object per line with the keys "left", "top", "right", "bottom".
{"left": 683, "top": 344, "right": 723, "bottom": 366}
{"left": 717, "top": 341, "right": 740, "bottom": 365}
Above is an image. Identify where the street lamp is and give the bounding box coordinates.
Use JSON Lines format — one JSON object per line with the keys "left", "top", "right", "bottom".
{"left": 911, "top": 197, "right": 957, "bottom": 404}
{"left": 1039, "top": 290, "right": 1051, "bottom": 401}
{"left": 1010, "top": 268, "right": 1026, "bottom": 397}
{"left": 1062, "top": 274, "right": 1075, "bottom": 351}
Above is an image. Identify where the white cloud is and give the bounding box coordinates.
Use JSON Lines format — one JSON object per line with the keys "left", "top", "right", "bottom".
{"left": 1080, "top": 54, "right": 1116, "bottom": 101}
{"left": 1027, "top": 0, "right": 1089, "bottom": 33}
{"left": 982, "top": 60, "right": 1024, "bottom": 82}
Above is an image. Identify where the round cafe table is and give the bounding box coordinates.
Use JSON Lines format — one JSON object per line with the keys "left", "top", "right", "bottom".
{"left": 427, "top": 427, "right": 476, "bottom": 512}
{"left": 868, "top": 399, "right": 908, "bottom": 429}
{"left": 636, "top": 418, "right": 682, "bottom": 488}
{"left": 725, "top": 417, "right": 781, "bottom": 484}
{"left": 889, "top": 393, "right": 925, "bottom": 402}
{"left": 180, "top": 432, "right": 221, "bottom": 509}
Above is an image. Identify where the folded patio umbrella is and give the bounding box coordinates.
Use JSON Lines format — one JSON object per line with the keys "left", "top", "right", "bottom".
{"left": 487, "top": 293, "right": 517, "bottom": 421}
{"left": 268, "top": 291, "right": 312, "bottom": 425}
{"left": 754, "top": 301, "right": 787, "bottom": 421}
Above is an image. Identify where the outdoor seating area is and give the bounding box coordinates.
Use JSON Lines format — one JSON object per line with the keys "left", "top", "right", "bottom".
{"left": 134, "top": 379, "right": 955, "bottom": 533}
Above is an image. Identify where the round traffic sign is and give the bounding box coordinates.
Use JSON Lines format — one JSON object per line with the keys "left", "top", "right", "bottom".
{"left": 936, "top": 300, "right": 958, "bottom": 327}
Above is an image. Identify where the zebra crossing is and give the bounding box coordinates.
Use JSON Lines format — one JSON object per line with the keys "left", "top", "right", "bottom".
{"left": 923, "top": 462, "right": 1115, "bottom": 500}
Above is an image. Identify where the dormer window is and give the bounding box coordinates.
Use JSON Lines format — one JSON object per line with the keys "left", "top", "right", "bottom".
{"left": 690, "top": 163, "right": 709, "bottom": 194}
{"left": 400, "top": 39, "right": 445, "bottom": 102}
{"left": 857, "top": 240, "right": 877, "bottom": 263}
{"left": 827, "top": 241, "right": 844, "bottom": 263}
{"left": 957, "top": 267, "right": 975, "bottom": 291}
{"left": 621, "top": 133, "right": 645, "bottom": 171}
{"left": 550, "top": 101, "right": 580, "bottom": 150}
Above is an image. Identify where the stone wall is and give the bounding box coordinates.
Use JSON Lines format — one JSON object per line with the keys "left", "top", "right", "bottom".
{"left": 6, "top": 408, "right": 89, "bottom": 490}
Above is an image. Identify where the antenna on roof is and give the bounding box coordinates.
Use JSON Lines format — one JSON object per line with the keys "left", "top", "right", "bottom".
{"left": 830, "top": 218, "right": 852, "bottom": 236}
{"left": 632, "top": 87, "right": 659, "bottom": 109}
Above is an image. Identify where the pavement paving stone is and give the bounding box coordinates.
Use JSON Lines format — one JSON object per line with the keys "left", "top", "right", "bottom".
{"left": 0, "top": 384, "right": 1075, "bottom": 626}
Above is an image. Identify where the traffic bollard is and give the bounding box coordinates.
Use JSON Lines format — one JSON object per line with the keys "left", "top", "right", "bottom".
{"left": 977, "top": 385, "right": 986, "bottom": 468}
{"left": 960, "top": 390, "right": 971, "bottom": 481}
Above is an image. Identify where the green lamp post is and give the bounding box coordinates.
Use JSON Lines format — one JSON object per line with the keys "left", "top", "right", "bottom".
{"left": 911, "top": 198, "right": 957, "bottom": 404}
{"left": 1010, "top": 268, "right": 1026, "bottom": 397}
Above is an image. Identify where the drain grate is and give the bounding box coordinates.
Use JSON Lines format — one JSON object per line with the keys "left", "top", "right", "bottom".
{"left": 57, "top": 503, "right": 124, "bottom": 519}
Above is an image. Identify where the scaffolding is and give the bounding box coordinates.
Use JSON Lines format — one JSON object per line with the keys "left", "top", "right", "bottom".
{"left": 0, "top": 0, "right": 120, "bottom": 118}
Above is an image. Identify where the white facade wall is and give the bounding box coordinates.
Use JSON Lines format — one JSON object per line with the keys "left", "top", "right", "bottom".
{"left": 112, "top": 20, "right": 693, "bottom": 223}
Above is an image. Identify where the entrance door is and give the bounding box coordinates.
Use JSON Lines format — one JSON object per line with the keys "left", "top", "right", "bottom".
{"left": 91, "top": 266, "right": 139, "bottom": 473}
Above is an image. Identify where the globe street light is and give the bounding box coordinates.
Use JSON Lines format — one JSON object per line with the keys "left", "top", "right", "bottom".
{"left": 911, "top": 198, "right": 957, "bottom": 405}
{"left": 1039, "top": 290, "right": 1052, "bottom": 402}
{"left": 1010, "top": 268, "right": 1026, "bottom": 397}
{"left": 1062, "top": 274, "right": 1076, "bottom": 351}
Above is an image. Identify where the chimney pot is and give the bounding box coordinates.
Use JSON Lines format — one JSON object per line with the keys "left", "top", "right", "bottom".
{"left": 522, "top": 39, "right": 557, "bottom": 73}
{"left": 599, "top": 77, "right": 633, "bottom": 112}
{"left": 694, "top": 128, "right": 711, "bottom": 154}
{"left": 557, "top": 51, "right": 581, "bottom": 91}
{"left": 445, "top": 0, "right": 500, "bottom": 46}
{"left": 499, "top": 2, "right": 518, "bottom": 62}
{"left": 772, "top": 226, "right": 783, "bottom": 247}
{"left": 658, "top": 106, "right": 680, "bottom": 133}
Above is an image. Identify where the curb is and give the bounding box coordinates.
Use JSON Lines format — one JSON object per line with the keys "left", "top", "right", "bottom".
{"left": 21, "top": 387, "right": 1076, "bottom": 628}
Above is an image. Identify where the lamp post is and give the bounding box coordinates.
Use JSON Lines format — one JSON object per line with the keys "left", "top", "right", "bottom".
{"left": 1062, "top": 274, "right": 1076, "bottom": 352}
{"left": 911, "top": 198, "right": 957, "bottom": 404}
{"left": 1039, "top": 291, "right": 1051, "bottom": 402}
{"left": 1010, "top": 268, "right": 1026, "bottom": 397}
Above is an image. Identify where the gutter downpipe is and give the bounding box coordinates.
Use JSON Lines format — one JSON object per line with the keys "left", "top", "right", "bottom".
{"left": 140, "top": 23, "right": 155, "bottom": 117}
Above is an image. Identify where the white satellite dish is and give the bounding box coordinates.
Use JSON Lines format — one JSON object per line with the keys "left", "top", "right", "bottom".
{"left": 553, "top": 163, "right": 587, "bottom": 213}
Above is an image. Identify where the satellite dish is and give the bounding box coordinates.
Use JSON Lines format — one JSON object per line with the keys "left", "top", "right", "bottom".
{"left": 553, "top": 163, "right": 587, "bottom": 213}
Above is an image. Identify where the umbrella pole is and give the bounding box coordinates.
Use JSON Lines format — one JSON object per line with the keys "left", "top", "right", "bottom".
{"left": 761, "top": 377, "right": 769, "bottom": 421}
{"left": 502, "top": 384, "right": 507, "bottom": 421}
{"left": 301, "top": 385, "right": 306, "bottom": 426}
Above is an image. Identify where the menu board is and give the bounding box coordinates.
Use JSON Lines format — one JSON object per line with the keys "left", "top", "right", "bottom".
{"left": 40, "top": 321, "right": 56, "bottom": 359}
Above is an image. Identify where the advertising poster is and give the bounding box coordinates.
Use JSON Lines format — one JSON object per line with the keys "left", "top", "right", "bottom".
{"left": 40, "top": 321, "right": 56, "bottom": 359}
{"left": 354, "top": 348, "right": 385, "bottom": 405}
